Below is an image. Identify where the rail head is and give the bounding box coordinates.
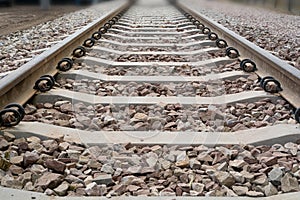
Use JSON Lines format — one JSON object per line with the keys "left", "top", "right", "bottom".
{"left": 0, "top": 0, "right": 132, "bottom": 109}
{"left": 176, "top": 1, "right": 300, "bottom": 108}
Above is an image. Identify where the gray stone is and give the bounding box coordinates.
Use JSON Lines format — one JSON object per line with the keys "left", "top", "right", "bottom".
{"left": 58, "top": 142, "right": 70, "bottom": 151}
{"left": 101, "top": 163, "right": 114, "bottom": 174}
{"left": 232, "top": 186, "right": 248, "bottom": 196}
{"left": 121, "top": 175, "right": 135, "bottom": 185}
{"left": 85, "top": 182, "right": 100, "bottom": 196}
{"left": 191, "top": 183, "right": 204, "bottom": 193}
{"left": 24, "top": 104, "right": 37, "bottom": 114}
{"left": 246, "top": 191, "right": 264, "bottom": 197}
{"left": 281, "top": 173, "right": 300, "bottom": 193}
{"left": 145, "top": 152, "right": 158, "bottom": 168}
{"left": 126, "top": 166, "right": 141, "bottom": 174}
{"left": 103, "top": 115, "right": 116, "bottom": 125}
{"left": 159, "top": 188, "right": 176, "bottom": 196}
{"left": 45, "top": 188, "right": 56, "bottom": 196}
{"left": 30, "top": 164, "right": 47, "bottom": 174}
{"left": 27, "top": 136, "right": 41, "bottom": 144}
{"left": 1, "top": 174, "right": 22, "bottom": 189}
{"left": 197, "top": 152, "right": 213, "bottom": 162}
{"left": 19, "top": 172, "right": 32, "bottom": 185}
{"left": 229, "top": 160, "right": 247, "bottom": 169}
{"left": 54, "top": 100, "right": 70, "bottom": 107}
{"left": 54, "top": 181, "right": 69, "bottom": 196}
{"left": 127, "top": 185, "right": 140, "bottom": 192}
{"left": 268, "top": 167, "right": 283, "bottom": 185}
{"left": 240, "top": 170, "right": 254, "bottom": 181}
{"left": 88, "top": 160, "right": 101, "bottom": 169}
{"left": 113, "top": 168, "right": 122, "bottom": 177}
{"left": 222, "top": 185, "right": 238, "bottom": 197}
{"left": 263, "top": 182, "right": 278, "bottom": 197}
{"left": 24, "top": 182, "right": 35, "bottom": 191}
{"left": 161, "top": 160, "right": 171, "bottom": 170}
{"left": 112, "top": 184, "right": 126, "bottom": 195}
{"left": 60, "top": 103, "right": 73, "bottom": 113}
{"left": 284, "top": 142, "right": 298, "bottom": 156}
{"left": 98, "top": 184, "right": 107, "bottom": 196}
{"left": 76, "top": 115, "right": 91, "bottom": 127}
{"left": 230, "top": 171, "right": 245, "bottom": 183}
{"left": 132, "top": 113, "right": 148, "bottom": 121}
{"left": 93, "top": 174, "right": 113, "bottom": 185}
{"left": 189, "top": 158, "right": 201, "bottom": 169}
{"left": 215, "top": 171, "right": 235, "bottom": 187}
{"left": 252, "top": 174, "right": 268, "bottom": 185}
{"left": 65, "top": 175, "right": 83, "bottom": 184}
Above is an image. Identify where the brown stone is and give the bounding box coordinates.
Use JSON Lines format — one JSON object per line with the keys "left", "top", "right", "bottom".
{"left": 0, "top": 138, "right": 9, "bottom": 150}
{"left": 261, "top": 156, "right": 278, "bottom": 166}
{"left": 215, "top": 171, "right": 235, "bottom": 187}
{"left": 3, "top": 132, "right": 16, "bottom": 142}
{"left": 9, "top": 164, "right": 23, "bottom": 175}
{"left": 45, "top": 159, "right": 66, "bottom": 173}
{"left": 35, "top": 172, "right": 63, "bottom": 189}
{"left": 23, "top": 152, "right": 39, "bottom": 167}
{"left": 10, "top": 156, "right": 23, "bottom": 165}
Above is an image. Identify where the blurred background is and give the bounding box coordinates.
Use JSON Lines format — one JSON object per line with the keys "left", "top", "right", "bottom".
{"left": 0, "top": 0, "right": 299, "bottom": 13}
{"left": 0, "top": 0, "right": 109, "bottom": 6}
{"left": 229, "top": 0, "right": 300, "bottom": 13}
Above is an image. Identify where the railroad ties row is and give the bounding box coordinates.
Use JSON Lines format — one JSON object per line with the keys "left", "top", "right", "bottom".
{"left": 0, "top": 0, "right": 300, "bottom": 198}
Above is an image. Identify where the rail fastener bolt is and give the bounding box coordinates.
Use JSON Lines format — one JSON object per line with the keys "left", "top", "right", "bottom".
{"left": 92, "top": 31, "right": 102, "bottom": 40}
{"left": 72, "top": 46, "right": 86, "bottom": 58}
{"left": 226, "top": 47, "right": 240, "bottom": 59}
{"left": 260, "top": 76, "right": 283, "bottom": 93}
{"left": 34, "top": 75, "right": 55, "bottom": 92}
{"left": 57, "top": 58, "right": 73, "bottom": 72}
{"left": 208, "top": 32, "right": 218, "bottom": 41}
{"left": 0, "top": 103, "right": 25, "bottom": 127}
{"left": 240, "top": 59, "right": 257, "bottom": 72}
{"left": 216, "top": 39, "right": 228, "bottom": 48}
{"left": 83, "top": 38, "right": 96, "bottom": 48}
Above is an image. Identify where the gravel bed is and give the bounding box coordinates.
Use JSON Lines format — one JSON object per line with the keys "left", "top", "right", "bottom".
{"left": 23, "top": 98, "right": 295, "bottom": 132}
{"left": 114, "top": 51, "right": 225, "bottom": 62}
{"left": 102, "top": 35, "right": 195, "bottom": 44}
{"left": 87, "top": 50, "right": 225, "bottom": 62}
{"left": 179, "top": 0, "right": 300, "bottom": 69}
{"left": 57, "top": 75, "right": 260, "bottom": 97}
{"left": 106, "top": 30, "right": 200, "bottom": 37}
{"left": 113, "top": 25, "right": 196, "bottom": 32}
{"left": 1, "top": 134, "right": 300, "bottom": 197}
{"left": 95, "top": 41, "right": 214, "bottom": 52}
{"left": 0, "top": 0, "right": 125, "bottom": 75}
{"left": 75, "top": 60, "right": 240, "bottom": 76}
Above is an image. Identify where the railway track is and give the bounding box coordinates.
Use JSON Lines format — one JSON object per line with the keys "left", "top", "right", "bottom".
{"left": 0, "top": 0, "right": 300, "bottom": 199}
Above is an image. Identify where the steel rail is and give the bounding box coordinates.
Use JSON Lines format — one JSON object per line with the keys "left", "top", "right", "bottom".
{"left": 176, "top": 1, "right": 300, "bottom": 108}
{"left": 0, "top": 0, "right": 132, "bottom": 109}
